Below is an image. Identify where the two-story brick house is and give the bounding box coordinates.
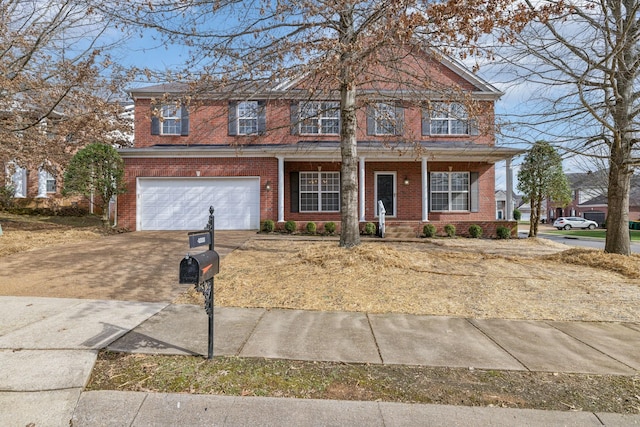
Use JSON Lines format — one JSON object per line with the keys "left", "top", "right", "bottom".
{"left": 118, "top": 52, "right": 522, "bottom": 236}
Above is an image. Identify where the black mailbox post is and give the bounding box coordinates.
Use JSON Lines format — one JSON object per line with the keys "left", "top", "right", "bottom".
{"left": 178, "top": 206, "right": 219, "bottom": 359}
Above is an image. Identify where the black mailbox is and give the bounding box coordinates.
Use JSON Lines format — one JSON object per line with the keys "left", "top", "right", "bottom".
{"left": 179, "top": 250, "right": 220, "bottom": 284}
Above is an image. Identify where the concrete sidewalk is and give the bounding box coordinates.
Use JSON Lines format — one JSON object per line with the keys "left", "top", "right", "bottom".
{"left": 1, "top": 296, "right": 640, "bottom": 426}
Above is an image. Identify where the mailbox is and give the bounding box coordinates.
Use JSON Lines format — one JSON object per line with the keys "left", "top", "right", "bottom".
{"left": 179, "top": 250, "right": 220, "bottom": 284}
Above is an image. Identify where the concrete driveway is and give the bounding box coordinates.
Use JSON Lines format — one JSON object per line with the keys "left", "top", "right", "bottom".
{"left": 0, "top": 231, "right": 254, "bottom": 302}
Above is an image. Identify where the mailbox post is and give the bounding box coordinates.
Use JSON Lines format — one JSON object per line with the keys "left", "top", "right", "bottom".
{"left": 179, "top": 206, "right": 219, "bottom": 359}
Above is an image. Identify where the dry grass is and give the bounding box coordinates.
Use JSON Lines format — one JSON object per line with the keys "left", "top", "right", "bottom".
{"left": 0, "top": 229, "right": 103, "bottom": 257}
{"left": 194, "top": 238, "right": 640, "bottom": 322}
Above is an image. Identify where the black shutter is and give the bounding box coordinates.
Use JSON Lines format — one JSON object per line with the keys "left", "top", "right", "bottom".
{"left": 366, "top": 105, "right": 375, "bottom": 135}
{"left": 180, "top": 105, "right": 189, "bottom": 136}
{"left": 151, "top": 114, "right": 160, "bottom": 135}
{"left": 290, "top": 103, "right": 299, "bottom": 135}
{"left": 422, "top": 108, "right": 431, "bottom": 136}
{"left": 395, "top": 104, "right": 404, "bottom": 136}
{"left": 470, "top": 172, "right": 479, "bottom": 212}
{"left": 228, "top": 101, "right": 237, "bottom": 135}
{"left": 257, "top": 100, "right": 266, "bottom": 134}
{"left": 290, "top": 172, "right": 299, "bottom": 213}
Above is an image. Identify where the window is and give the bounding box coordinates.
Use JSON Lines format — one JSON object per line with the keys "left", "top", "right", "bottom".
{"left": 299, "top": 102, "right": 340, "bottom": 135}
{"left": 428, "top": 102, "right": 471, "bottom": 135}
{"left": 37, "top": 169, "right": 56, "bottom": 197}
{"left": 430, "top": 172, "right": 469, "bottom": 211}
{"left": 9, "top": 163, "right": 26, "bottom": 198}
{"left": 229, "top": 101, "right": 266, "bottom": 135}
{"left": 299, "top": 172, "right": 340, "bottom": 212}
{"left": 161, "top": 105, "right": 182, "bottom": 135}
{"left": 151, "top": 104, "right": 189, "bottom": 136}
{"left": 367, "top": 103, "right": 403, "bottom": 135}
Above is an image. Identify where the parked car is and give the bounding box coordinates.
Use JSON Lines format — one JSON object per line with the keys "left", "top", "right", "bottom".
{"left": 553, "top": 217, "right": 598, "bottom": 230}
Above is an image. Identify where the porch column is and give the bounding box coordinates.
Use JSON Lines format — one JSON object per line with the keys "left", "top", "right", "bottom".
{"left": 277, "top": 156, "right": 285, "bottom": 223}
{"left": 505, "top": 157, "right": 513, "bottom": 221}
{"left": 421, "top": 157, "right": 428, "bottom": 222}
{"left": 359, "top": 156, "right": 366, "bottom": 222}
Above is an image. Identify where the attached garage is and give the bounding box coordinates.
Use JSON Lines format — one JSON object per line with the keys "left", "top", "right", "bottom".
{"left": 137, "top": 177, "right": 261, "bottom": 230}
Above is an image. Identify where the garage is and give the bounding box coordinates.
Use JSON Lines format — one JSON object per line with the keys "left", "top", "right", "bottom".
{"left": 137, "top": 177, "right": 260, "bottom": 230}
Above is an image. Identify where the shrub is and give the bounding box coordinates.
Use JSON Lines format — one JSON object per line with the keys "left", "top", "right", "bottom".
{"left": 444, "top": 224, "right": 456, "bottom": 238}
{"left": 423, "top": 223, "right": 436, "bottom": 238}
{"left": 324, "top": 221, "right": 336, "bottom": 234}
{"left": 306, "top": 222, "right": 317, "bottom": 234}
{"left": 284, "top": 220, "right": 297, "bottom": 233}
{"left": 0, "top": 185, "right": 15, "bottom": 210}
{"left": 496, "top": 226, "right": 511, "bottom": 239}
{"left": 364, "top": 222, "right": 376, "bottom": 235}
{"left": 513, "top": 208, "right": 522, "bottom": 221}
{"left": 262, "top": 219, "right": 275, "bottom": 233}
{"left": 468, "top": 224, "right": 483, "bottom": 238}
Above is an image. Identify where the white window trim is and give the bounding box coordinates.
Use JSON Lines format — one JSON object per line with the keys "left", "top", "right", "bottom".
{"left": 430, "top": 171, "right": 470, "bottom": 212}
{"left": 299, "top": 101, "right": 340, "bottom": 135}
{"left": 160, "top": 105, "right": 182, "bottom": 135}
{"left": 430, "top": 102, "right": 470, "bottom": 136}
{"left": 299, "top": 171, "right": 340, "bottom": 213}
{"left": 237, "top": 101, "right": 259, "bottom": 135}
{"left": 374, "top": 103, "right": 398, "bottom": 135}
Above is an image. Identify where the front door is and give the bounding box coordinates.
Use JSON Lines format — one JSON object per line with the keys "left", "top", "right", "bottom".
{"left": 375, "top": 173, "right": 395, "bottom": 217}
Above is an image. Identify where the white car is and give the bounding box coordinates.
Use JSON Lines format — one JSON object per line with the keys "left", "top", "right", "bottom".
{"left": 553, "top": 217, "right": 598, "bottom": 230}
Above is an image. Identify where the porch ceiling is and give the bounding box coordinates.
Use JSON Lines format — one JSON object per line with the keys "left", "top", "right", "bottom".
{"left": 119, "top": 141, "right": 525, "bottom": 164}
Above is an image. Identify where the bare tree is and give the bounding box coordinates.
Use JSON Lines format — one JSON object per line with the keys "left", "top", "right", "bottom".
{"left": 0, "top": 0, "right": 132, "bottom": 174}
{"left": 492, "top": 0, "right": 639, "bottom": 255}
{"left": 98, "top": 0, "right": 528, "bottom": 247}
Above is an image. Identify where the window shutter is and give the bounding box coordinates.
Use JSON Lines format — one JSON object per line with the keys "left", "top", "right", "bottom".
{"left": 290, "top": 172, "right": 299, "bottom": 213}
{"left": 366, "top": 105, "right": 375, "bottom": 135}
{"left": 469, "top": 118, "right": 479, "bottom": 136}
{"left": 151, "top": 115, "right": 160, "bottom": 135}
{"left": 290, "top": 103, "right": 298, "bottom": 135}
{"left": 180, "top": 105, "right": 189, "bottom": 136}
{"left": 422, "top": 108, "right": 431, "bottom": 136}
{"left": 228, "top": 101, "right": 237, "bottom": 135}
{"left": 257, "top": 100, "right": 267, "bottom": 134}
{"left": 470, "top": 172, "right": 479, "bottom": 212}
{"left": 395, "top": 104, "right": 404, "bottom": 136}
{"left": 37, "top": 169, "right": 47, "bottom": 197}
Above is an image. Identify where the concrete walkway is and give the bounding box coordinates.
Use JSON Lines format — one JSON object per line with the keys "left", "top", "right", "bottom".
{"left": 1, "top": 296, "right": 639, "bottom": 426}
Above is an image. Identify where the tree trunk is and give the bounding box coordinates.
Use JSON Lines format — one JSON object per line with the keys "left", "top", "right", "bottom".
{"left": 604, "top": 158, "right": 631, "bottom": 255}
{"left": 338, "top": 3, "right": 360, "bottom": 248}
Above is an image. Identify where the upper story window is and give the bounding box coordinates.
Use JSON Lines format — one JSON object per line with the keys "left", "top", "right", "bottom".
{"left": 229, "top": 101, "right": 266, "bottom": 135}
{"left": 298, "top": 102, "right": 340, "bottom": 135}
{"left": 151, "top": 104, "right": 189, "bottom": 136}
{"left": 367, "top": 103, "right": 404, "bottom": 136}
{"left": 425, "top": 102, "right": 477, "bottom": 136}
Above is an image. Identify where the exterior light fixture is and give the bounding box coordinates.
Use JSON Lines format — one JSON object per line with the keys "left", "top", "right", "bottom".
{"left": 404, "top": 176, "right": 409, "bottom": 185}
{"left": 265, "top": 181, "right": 271, "bottom": 191}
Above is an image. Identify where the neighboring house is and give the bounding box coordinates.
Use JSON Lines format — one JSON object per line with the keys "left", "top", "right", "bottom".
{"left": 118, "top": 50, "right": 523, "bottom": 235}
{"left": 546, "top": 172, "right": 640, "bottom": 226}
{"left": 495, "top": 190, "right": 519, "bottom": 220}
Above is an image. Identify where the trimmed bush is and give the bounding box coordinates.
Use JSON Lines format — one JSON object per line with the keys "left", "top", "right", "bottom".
{"left": 262, "top": 219, "right": 275, "bottom": 233}
{"left": 324, "top": 221, "right": 336, "bottom": 235}
{"left": 496, "top": 226, "right": 511, "bottom": 239}
{"left": 444, "top": 224, "right": 456, "bottom": 238}
{"left": 423, "top": 223, "right": 436, "bottom": 238}
{"left": 364, "top": 222, "right": 376, "bottom": 235}
{"left": 468, "top": 224, "right": 483, "bottom": 238}
{"left": 513, "top": 208, "right": 522, "bottom": 221}
{"left": 284, "top": 220, "right": 297, "bottom": 233}
{"left": 306, "top": 222, "right": 317, "bottom": 234}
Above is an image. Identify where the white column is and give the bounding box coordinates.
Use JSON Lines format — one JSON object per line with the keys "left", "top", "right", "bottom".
{"left": 422, "top": 157, "right": 428, "bottom": 222}
{"left": 277, "top": 156, "right": 285, "bottom": 223}
{"left": 506, "top": 157, "right": 513, "bottom": 221}
{"left": 359, "top": 157, "right": 366, "bottom": 222}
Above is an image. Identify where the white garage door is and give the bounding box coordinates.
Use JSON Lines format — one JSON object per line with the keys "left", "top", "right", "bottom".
{"left": 137, "top": 178, "right": 260, "bottom": 230}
